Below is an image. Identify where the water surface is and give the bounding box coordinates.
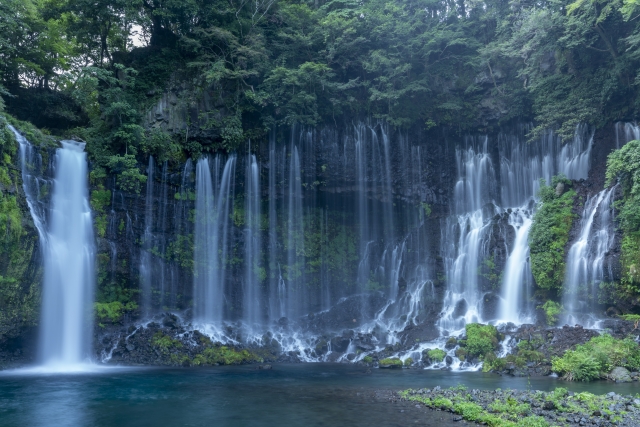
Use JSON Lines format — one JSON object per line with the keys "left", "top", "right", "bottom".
{"left": 1, "top": 364, "right": 638, "bottom": 427}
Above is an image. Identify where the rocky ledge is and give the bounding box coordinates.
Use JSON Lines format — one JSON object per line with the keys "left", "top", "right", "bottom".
{"left": 400, "top": 386, "right": 640, "bottom": 427}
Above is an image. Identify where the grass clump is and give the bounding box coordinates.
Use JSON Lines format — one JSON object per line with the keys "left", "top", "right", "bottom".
{"left": 427, "top": 348, "right": 446, "bottom": 363}
{"left": 362, "top": 355, "right": 373, "bottom": 364}
{"left": 379, "top": 358, "right": 403, "bottom": 368}
{"left": 529, "top": 176, "right": 576, "bottom": 291}
{"left": 404, "top": 357, "right": 413, "bottom": 366}
{"left": 152, "top": 332, "right": 183, "bottom": 352}
{"left": 463, "top": 323, "right": 499, "bottom": 359}
{"left": 552, "top": 334, "right": 640, "bottom": 381}
{"left": 620, "top": 313, "right": 640, "bottom": 321}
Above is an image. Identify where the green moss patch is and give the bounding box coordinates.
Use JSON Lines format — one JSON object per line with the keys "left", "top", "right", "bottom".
{"left": 379, "top": 358, "right": 403, "bottom": 368}
{"left": 529, "top": 175, "right": 576, "bottom": 292}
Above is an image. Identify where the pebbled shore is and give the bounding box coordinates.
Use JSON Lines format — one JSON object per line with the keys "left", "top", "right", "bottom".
{"left": 400, "top": 386, "right": 640, "bottom": 426}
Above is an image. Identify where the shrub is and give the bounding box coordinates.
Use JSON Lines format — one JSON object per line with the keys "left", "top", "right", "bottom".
{"left": 363, "top": 356, "right": 373, "bottom": 364}
{"left": 552, "top": 351, "right": 601, "bottom": 381}
{"left": 427, "top": 348, "right": 447, "bottom": 362}
{"left": 482, "top": 352, "right": 507, "bottom": 372}
{"left": 464, "top": 323, "right": 499, "bottom": 358}
{"left": 404, "top": 357, "right": 413, "bottom": 366}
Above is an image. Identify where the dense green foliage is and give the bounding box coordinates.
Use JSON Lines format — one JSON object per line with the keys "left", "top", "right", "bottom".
{"left": 2, "top": 0, "right": 640, "bottom": 170}
{"left": 552, "top": 334, "right": 640, "bottom": 381}
{"left": 607, "top": 140, "right": 640, "bottom": 293}
{"left": 529, "top": 176, "right": 576, "bottom": 292}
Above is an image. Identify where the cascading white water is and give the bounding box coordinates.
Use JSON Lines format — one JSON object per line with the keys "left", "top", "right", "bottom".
{"left": 268, "top": 133, "right": 284, "bottom": 321}
{"left": 243, "top": 154, "right": 262, "bottom": 328}
{"left": 438, "top": 137, "right": 496, "bottom": 333}
{"left": 563, "top": 187, "right": 616, "bottom": 326}
{"left": 498, "top": 210, "right": 533, "bottom": 323}
{"left": 615, "top": 122, "right": 640, "bottom": 148}
{"left": 286, "top": 145, "right": 305, "bottom": 320}
{"left": 558, "top": 124, "right": 593, "bottom": 180}
{"left": 139, "top": 156, "right": 154, "bottom": 317}
{"left": 193, "top": 156, "right": 236, "bottom": 325}
{"left": 41, "top": 140, "right": 95, "bottom": 368}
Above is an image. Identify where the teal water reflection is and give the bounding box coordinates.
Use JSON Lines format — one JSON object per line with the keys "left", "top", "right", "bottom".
{"left": 1, "top": 364, "right": 638, "bottom": 427}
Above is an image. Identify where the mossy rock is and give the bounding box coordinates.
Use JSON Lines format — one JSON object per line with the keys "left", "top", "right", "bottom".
{"left": 379, "top": 358, "right": 403, "bottom": 369}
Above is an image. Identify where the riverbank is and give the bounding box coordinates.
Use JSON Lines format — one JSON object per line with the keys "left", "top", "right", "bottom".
{"left": 400, "top": 386, "right": 640, "bottom": 426}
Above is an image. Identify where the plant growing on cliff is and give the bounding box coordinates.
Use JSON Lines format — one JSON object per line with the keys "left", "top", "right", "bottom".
{"left": 94, "top": 301, "right": 137, "bottom": 323}
{"left": 538, "top": 300, "right": 563, "bottom": 326}
{"left": 529, "top": 176, "right": 576, "bottom": 292}
{"left": 606, "top": 140, "right": 640, "bottom": 290}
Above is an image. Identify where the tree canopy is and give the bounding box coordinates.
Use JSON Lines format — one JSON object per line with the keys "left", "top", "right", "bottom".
{"left": 2, "top": 0, "right": 640, "bottom": 161}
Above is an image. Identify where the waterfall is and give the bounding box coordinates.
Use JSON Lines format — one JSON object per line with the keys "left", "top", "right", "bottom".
{"left": 436, "top": 125, "right": 594, "bottom": 331}
{"left": 171, "top": 158, "right": 194, "bottom": 308}
{"left": 268, "top": 133, "right": 283, "bottom": 321}
{"left": 438, "top": 137, "right": 496, "bottom": 333}
{"left": 243, "top": 154, "right": 262, "bottom": 328}
{"left": 139, "top": 156, "right": 154, "bottom": 317}
{"left": 13, "top": 126, "right": 95, "bottom": 369}
{"left": 13, "top": 126, "right": 47, "bottom": 239}
{"left": 498, "top": 210, "right": 533, "bottom": 323}
{"left": 193, "top": 156, "right": 236, "bottom": 324}
{"left": 286, "top": 145, "right": 305, "bottom": 320}
{"left": 615, "top": 122, "right": 640, "bottom": 148}
{"left": 158, "top": 161, "right": 170, "bottom": 308}
{"left": 563, "top": 187, "right": 616, "bottom": 325}
{"left": 558, "top": 124, "right": 593, "bottom": 180}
